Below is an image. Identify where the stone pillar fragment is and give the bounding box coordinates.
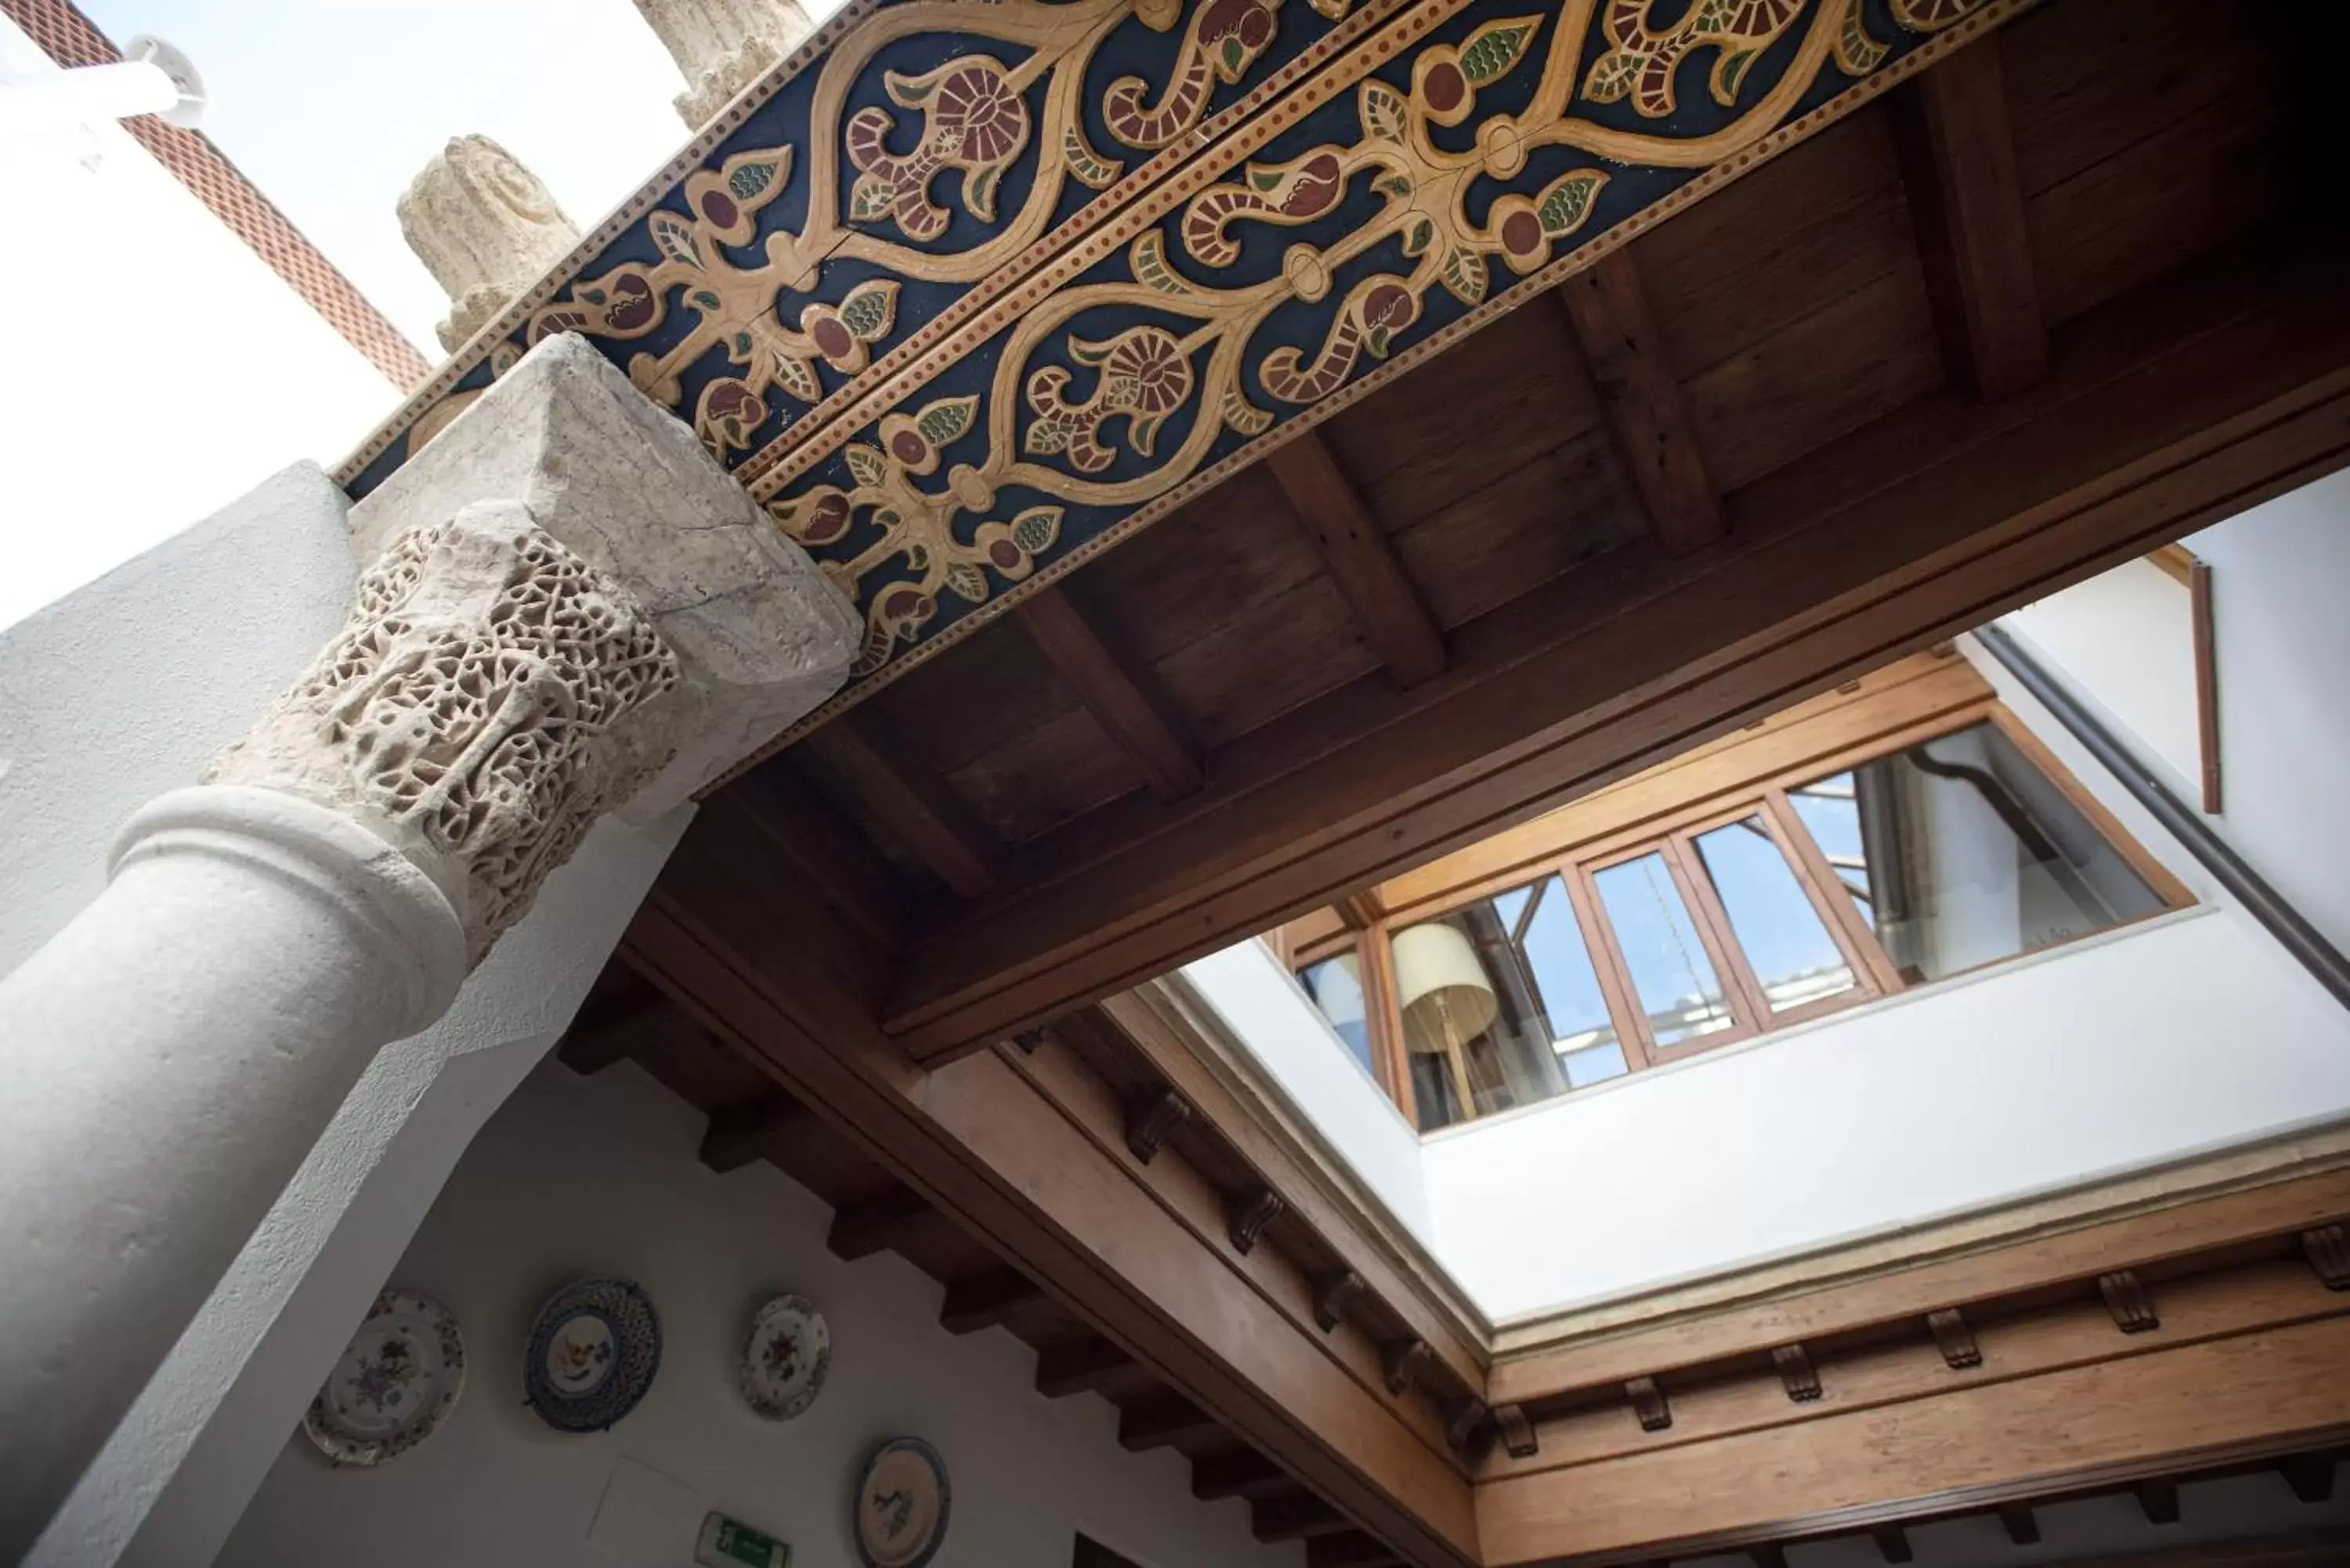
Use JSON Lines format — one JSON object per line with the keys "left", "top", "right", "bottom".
{"left": 0, "top": 332, "right": 858, "bottom": 1558}
{"left": 634, "top": 0, "right": 813, "bottom": 128}
{"left": 397, "top": 135, "right": 580, "bottom": 354}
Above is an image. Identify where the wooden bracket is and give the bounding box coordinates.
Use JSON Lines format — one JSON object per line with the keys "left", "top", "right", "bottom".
{"left": 1626, "top": 1375, "right": 1671, "bottom": 1433}
{"left": 1123, "top": 1086, "right": 1191, "bottom": 1165}
{"left": 1010, "top": 1026, "right": 1048, "bottom": 1055}
{"left": 940, "top": 1270, "right": 1043, "bottom": 1334}
{"left": 1229, "top": 1187, "right": 1285, "bottom": 1255}
{"left": 2099, "top": 1270, "right": 2160, "bottom": 1334}
{"left": 1928, "top": 1306, "right": 1983, "bottom": 1368}
{"left": 2302, "top": 1223, "right": 2350, "bottom": 1290}
{"left": 1997, "top": 1505, "right": 2040, "bottom": 1546}
{"left": 1382, "top": 1338, "right": 1433, "bottom": 1396}
{"left": 1871, "top": 1525, "right": 1914, "bottom": 1564}
{"left": 1313, "top": 1270, "right": 1367, "bottom": 1333}
{"left": 2135, "top": 1479, "right": 2181, "bottom": 1526}
{"left": 2280, "top": 1453, "right": 2339, "bottom": 1505}
{"left": 1036, "top": 1337, "right": 1136, "bottom": 1399}
{"left": 1444, "top": 1397, "right": 1488, "bottom": 1456}
{"left": 1771, "top": 1343, "right": 1822, "bottom": 1404}
{"left": 697, "top": 1093, "right": 803, "bottom": 1174}
{"left": 1493, "top": 1403, "right": 1538, "bottom": 1460}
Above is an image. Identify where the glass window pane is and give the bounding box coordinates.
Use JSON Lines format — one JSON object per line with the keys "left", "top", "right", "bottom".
{"left": 1387, "top": 875, "right": 1624, "bottom": 1131}
{"left": 1795, "top": 721, "right": 2166, "bottom": 985}
{"left": 1296, "top": 952, "right": 1375, "bottom": 1078}
{"left": 1690, "top": 815, "right": 1858, "bottom": 1012}
{"left": 1591, "top": 854, "right": 1737, "bottom": 1047}
{"left": 1788, "top": 773, "right": 1876, "bottom": 927}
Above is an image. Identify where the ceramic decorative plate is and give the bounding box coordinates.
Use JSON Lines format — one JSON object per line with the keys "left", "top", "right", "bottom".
{"left": 302, "top": 1288, "right": 465, "bottom": 1467}
{"left": 738, "top": 1293, "right": 830, "bottom": 1421}
{"left": 854, "top": 1437, "right": 950, "bottom": 1568}
{"left": 522, "top": 1278, "right": 661, "bottom": 1433}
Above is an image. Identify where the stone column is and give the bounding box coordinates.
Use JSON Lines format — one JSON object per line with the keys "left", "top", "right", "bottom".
{"left": 0, "top": 334, "right": 859, "bottom": 1558}
{"left": 397, "top": 135, "right": 579, "bottom": 354}
{"left": 634, "top": 0, "right": 813, "bottom": 128}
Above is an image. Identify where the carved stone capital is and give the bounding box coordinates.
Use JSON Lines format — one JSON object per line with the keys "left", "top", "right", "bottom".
{"left": 398, "top": 135, "right": 579, "bottom": 354}
{"left": 634, "top": 0, "right": 813, "bottom": 127}
{"left": 215, "top": 333, "right": 859, "bottom": 963}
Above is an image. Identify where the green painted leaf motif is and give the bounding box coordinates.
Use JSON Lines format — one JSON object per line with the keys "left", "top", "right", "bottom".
{"left": 1582, "top": 49, "right": 1641, "bottom": 103}
{"left": 839, "top": 280, "right": 899, "bottom": 341}
{"left": 692, "top": 290, "right": 723, "bottom": 313}
{"left": 964, "top": 163, "right": 1003, "bottom": 221}
{"left": 650, "top": 212, "right": 703, "bottom": 268}
{"left": 579, "top": 287, "right": 607, "bottom": 305}
{"left": 1360, "top": 80, "right": 1410, "bottom": 143}
{"left": 1715, "top": 48, "right": 1756, "bottom": 103}
{"left": 732, "top": 331, "right": 754, "bottom": 360}
{"left": 1401, "top": 216, "right": 1435, "bottom": 257}
{"left": 1457, "top": 17, "right": 1539, "bottom": 86}
{"left": 1062, "top": 125, "right": 1123, "bottom": 190}
{"left": 887, "top": 68, "right": 938, "bottom": 104}
{"left": 1010, "top": 507, "right": 1062, "bottom": 555}
{"left": 1249, "top": 164, "right": 1286, "bottom": 193}
{"left": 1222, "top": 388, "right": 1273, "bottom": 436}
{"left": 1375, "top": 174, "right": 1414, "bottom": 201}
{"left": 946, "top": 562, "right": 989, "bottom": 604}
{"left": 728, "top": 160, "right": 779, "bottom": 202}
{"left": 1220, "top": 34, "right": 1245, "bottom": 74}
{"left": 1025, "top": 421, "right": 1070, "bottom": 455}
{"left": 844, "top": 444, "right": 890, "bottom": 489}
{"left": 1132, "top": 232, "right": 1195, "bottom": 297}
{"left": 1440, "top": 244, "right": 1487, "bottom": 306}
{"left": 1537, "top": 169, "right": 1608, "bottom": 237}
{"left": 775, "top": 354, "right": 821, "bottom": 403}
{"left": 1694, "top": 0, "right": 1738, "bottom": 29}
{"left": 849, "top": 175, "right": 897, "bottom": 223}
{"left": 1069, "top": 337, "right": 1114, "bottom": 367}
{"left": 1367, "top": 323, "right": 1392, "bottom": 359}
{"left": 916, "top": 395, "right": 979, "bottom": 448}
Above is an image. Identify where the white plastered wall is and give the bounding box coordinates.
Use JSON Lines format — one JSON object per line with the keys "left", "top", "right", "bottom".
{"left": 2, "top": 468, "right": 689, "bottom": 1566}
{"left": 215, "top": 1056, "right": 1302, "bottom": 1568}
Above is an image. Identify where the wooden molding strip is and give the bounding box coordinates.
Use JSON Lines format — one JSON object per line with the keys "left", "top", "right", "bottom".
{"left": 1265, "top": 432, "right": 1447, "bottom": 689}
{"left": 1554, "top": 252, "right": 1725, "bottom": 555}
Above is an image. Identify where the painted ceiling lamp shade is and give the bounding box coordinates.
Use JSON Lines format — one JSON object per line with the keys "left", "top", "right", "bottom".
{"left": 739, "top": 1293, "right": 831, "bottom": 1420}
{"left": 1392, "top": 921, "right": 1499, "bottom": 1119}
{"left": 523, "top": 1278, "right": 663, "bottom": 1433}
{"left": 854, "top": 1437, "right": 951, "bottom": 1568}
{"left": 303, "top": 1289, "right": 466, "bottom": 1467}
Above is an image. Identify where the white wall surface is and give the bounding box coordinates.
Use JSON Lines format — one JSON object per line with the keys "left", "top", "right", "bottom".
{"left": 2005, "top": 558, "right": 2202, "bottom": 793}
{"left": 217, "top": 1057, "right": 1303, "bottom": 1568}
{"left": 2, "top": 467, "right": 685, "bottom": 1566}
{"left": 0, "top": 16, "right": 402, "bottom": 633}
{"left": 1182, "top": 941, "right": 1435, "bottom": 1245}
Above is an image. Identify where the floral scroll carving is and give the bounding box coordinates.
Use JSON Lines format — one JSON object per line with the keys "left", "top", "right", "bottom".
{"left": 209, "top": 503, "right": 680, "bottom": 959}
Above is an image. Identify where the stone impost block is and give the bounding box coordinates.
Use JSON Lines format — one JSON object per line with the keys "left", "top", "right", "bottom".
{"left": 349, "top": 333, "right": 859, "bottom": 823}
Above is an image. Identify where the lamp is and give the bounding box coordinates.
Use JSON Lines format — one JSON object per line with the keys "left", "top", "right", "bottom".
{"left": 1390, "top": 922, "right": 1498, "bottom": 1119}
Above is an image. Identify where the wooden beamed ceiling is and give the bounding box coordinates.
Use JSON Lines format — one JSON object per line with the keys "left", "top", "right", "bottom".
{"left": 682, "top": 0, "right": 2344, "bottom": 1066}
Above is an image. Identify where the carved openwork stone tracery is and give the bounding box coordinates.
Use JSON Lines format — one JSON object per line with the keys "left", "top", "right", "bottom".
{"left": 209, "top": 502, "right": 680, "bottom": 959}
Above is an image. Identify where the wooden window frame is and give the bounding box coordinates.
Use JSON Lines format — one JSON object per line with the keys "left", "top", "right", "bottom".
{"left": 1274, "top": 663, "right": 2193, "bottom": 1136}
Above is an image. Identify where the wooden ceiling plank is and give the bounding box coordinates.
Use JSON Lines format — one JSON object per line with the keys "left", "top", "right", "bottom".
{"left": 1017, "top": 584, "right": 1205, "bottom": 800}
{"left": 1555, "top": 251, "right": 1726, "bottom": 555}
{"left": 1265, "top": 433, "right": 1447, "bottom": 688}
{"left": 1893, "top": 37, "right": 2049, "bottom": 399}
{"left": 880, "top": 233, "right": 2350, "bottom": 1060}
{"left": 803, "top": 714, "right": 1000, "bottom": 898}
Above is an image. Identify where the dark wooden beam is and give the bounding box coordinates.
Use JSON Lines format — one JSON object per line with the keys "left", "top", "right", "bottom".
{"left": 1554, "top": 251, "right": 1725, "bottom": 555}
{"left": 1997, "top": 1503, "right": 2041, "bottom": 1545}
{"left": 1256, "top": 1497, "right": 1355, "bottom": 1541}
{"left": 939, "top": 1269, "right": 1042, "bottom": 1334}
{"left": 1193, "top": 1449, "right": 1294, "bottom": 1502}
{"left": 1119, "top": 1396, "right": 1223, "bottom": 1453}
{"left": 1036, "top": 1336, "right": 1135, "bottom": 1398}
{"left": 1264, "top": 431, "right": 1446, "bottom": 688}
{"left": 2134, "top": 1479, "right": 2182, "bottom": 1526}
{"left": 555, "top": 983, "right": 667, "bottom": 1075}
{"left": 1871, "top": 1524, "right": 1914, "bottom": 1564}
{"left": 802, "top": 714, "right": 999, "bottom": 899}
{"left": 2279, "top": 1453, "right": 2337, "bottom": 1505}
{"left": 1892, "top": 37, "right": 2047, "bottom": 399}
{"left": 697, "top": 1093, "right": 805, "bottom": 1174}
{"left": 1017, "top": 583, "right": 1203, "bottom": 799}
{"left": 877, "top": 235, "right": 2350, "bottom": 1061}
{"left": 826, "top": 1186, "right": 932, "bottom": 1262}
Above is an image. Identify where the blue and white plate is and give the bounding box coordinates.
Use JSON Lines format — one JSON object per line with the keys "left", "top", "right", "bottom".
{"left": 303, "top": 1288, "right": 465, "bottom": 1467}
{"left": 522, "top": 1278, "right": 660, "bottom": 1433}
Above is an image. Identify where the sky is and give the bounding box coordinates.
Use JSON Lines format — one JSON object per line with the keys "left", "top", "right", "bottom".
{"left": 83, "top": 0, "right": 844, "bottom": 356}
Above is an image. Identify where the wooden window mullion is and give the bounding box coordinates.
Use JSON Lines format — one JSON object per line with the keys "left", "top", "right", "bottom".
{"left": 1659, "top": 832, "right": 1770, "bottom": 1038}
{"left": 1560, "top": 861, "right": 1658, "bottom": 1072}
{"left": 1762, "top": 787, "right": 1904, "bottom": 996}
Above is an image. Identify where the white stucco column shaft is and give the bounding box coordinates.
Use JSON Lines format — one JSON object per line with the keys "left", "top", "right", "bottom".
{"left": 0, "top": 333, "right": 859, "bottom": 1559}
{"left": 0, "top": 788, "right": 465, "bottom": 1557}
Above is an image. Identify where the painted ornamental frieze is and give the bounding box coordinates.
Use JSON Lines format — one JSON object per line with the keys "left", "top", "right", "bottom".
{"left": 339, "top": 0, "right": 2024, "bottom": 742}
